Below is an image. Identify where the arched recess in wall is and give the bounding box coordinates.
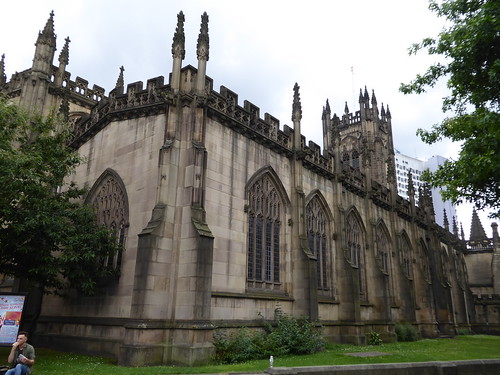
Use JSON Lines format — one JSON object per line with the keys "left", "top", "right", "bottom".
{"left": 245, "top": 166, "right": 290, "bottom": 293}
{"left": 418, "top": 238, "right": 432, "bottom": 284}
{"left": 85, "top": 168, "right": 130, "bottom": 272}
{"left": 440, "top": 246, "right": 451, "bottom": 286}
{"left": 344, "top": 207, "right": 367, "bottom": 301}
{"left": 305, "top": 190, "right": 334, "bottom": 297}
{"left": 374, "top": 220, "right": 391, "bottom": 275}
{"left": 454, "top": 250, "right": 467, "bottom": 290}
{"left": 398, "top": 230, "right": 413, "bottom": 280}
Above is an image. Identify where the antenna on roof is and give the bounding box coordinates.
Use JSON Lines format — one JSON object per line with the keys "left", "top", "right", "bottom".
{"left": 351, "top": 66, "right": 356, "bottom": 111}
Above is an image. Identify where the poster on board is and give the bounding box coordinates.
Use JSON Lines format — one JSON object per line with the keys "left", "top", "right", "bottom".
{"left": 0, "top": 295, "right": 26, "bottom": 346}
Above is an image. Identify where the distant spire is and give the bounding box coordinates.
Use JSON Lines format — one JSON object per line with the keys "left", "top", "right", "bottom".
{"left": 37, "top": 10, "right": 56, "bottom": 48}
{"left": 115, "top": 66, "right": 125, "bottom": 90}
{"left": 381, "top": 103, "right": 386, "bottom": 118}
{"left": 386, "top": 104, "right": 392, "bottom": 119}
{"left": 196, "top": 12, "right": 209, "bottom": 62}
{"left": 364, "top": 86, "right": 369, "bottom": 101}
{"left": 171, "top": 11, "right": 186, "bottom": 60}
{"left": 0, "top": 54, "right": 6, "bottom": 85}
{"left": 58, "top": 36, "right": 70, "bottom": 65}
{"left": 452, "top": 215, "right": 459, "bottom": 236}
{"left": 292, "top": 83, "right": 302, "bottom": 122}
{"left": 443, "top": 209, "right": 450, "bottom": 231}
{"left": 460, "top": 222, "right": 465, "bottom": 240}
{"left": 344, "top": 101, "right": 349, "bottom": 114}
{"left": 371, "top": 89, "right": 377, "bottom": 106}
{"left": 358, "top": 88, "right": 364, "bottom": 103}
{"left": 322, "top": 99, "right": 331, "bottom": 120}
{"left": 469, "top": 208, "right": 488, "bottom": 241}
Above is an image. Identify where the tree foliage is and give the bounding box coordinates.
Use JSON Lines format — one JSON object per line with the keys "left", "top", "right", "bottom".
{"left": 0, "top": 97, "right": 121, "bottom": 296}
{"left": 400, "top": 0, "right": 500, "bottom": 218}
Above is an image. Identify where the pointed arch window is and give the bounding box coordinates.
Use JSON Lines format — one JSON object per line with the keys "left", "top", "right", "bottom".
{"left": 375, "top": 224, "right": 390, "bottom": 274}
{"left": 342, "top": 150, "right": 350, "bottom": 169}
{"left": 86, "top": 170, "right": 129, "bottom": 271}
{"left": 306, "top": 196, "right": 329, "bottom": 292}
{"left": 419, "top": 241, "right": 431, "bottom": 283}
{"left": 441, "top": 247, "right": 450, "bottom": 285}
{"left": 399, "top": 234, "right": 413, "bottom": 280}
{"left": 351, "top": 150, "right": 360, "bottom": 169}
{"left": 247, "top": 174, "right": 282, "bottom": 290}
{"left": 346, "top": 213, "right": 366, "bottom": 300}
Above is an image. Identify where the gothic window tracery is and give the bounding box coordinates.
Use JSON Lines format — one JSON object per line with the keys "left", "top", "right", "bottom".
{"left": 399, "top": 234, "right": 413, "bottom": 280}
{"left": 346, "top": 213, "right": 366, "bottom": 300}
{"left": 375, "top": 223, "right": 390, "bottom": 274}
{"left": 441, "top": 246, "right": 450, "bottom": 285}
{"left": 306, "top": 196, "right": 330, "bottom": 292}
{"left": 86, "top": 169, "right": 129, "bottom": 271}
{"left": 342, "top": 150, "right": 350, "bottom": 169}
{"left": 351, "top": 150, "right": 360, "bottom": 170}
{"left": 419, "top": 241, "right": 431, "bottom": 284}
{"left": 247, "top": 174, "right": 282, "bottom": 290}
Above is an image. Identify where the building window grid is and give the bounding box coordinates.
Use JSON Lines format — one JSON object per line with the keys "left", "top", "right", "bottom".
{"left": 307, "top": 197, "right": 329, "bottom": 291}
{"left": 376, "top": 227, "right": 390, "bottom": 274}
{"left": 346, "top": 214, "right": 366, "bottom": 299}
{"left": 247, "top": 176, "right": 281, "bottom": 289}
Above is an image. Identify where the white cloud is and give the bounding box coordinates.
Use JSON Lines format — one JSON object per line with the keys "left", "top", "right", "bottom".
{"left": 1, "top": 0, "right": 494, "bottom": 234}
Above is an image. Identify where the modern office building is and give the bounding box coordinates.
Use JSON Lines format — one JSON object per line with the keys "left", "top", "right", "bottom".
{"left": 395, "top": 151, "right": 456, "bottom": 231}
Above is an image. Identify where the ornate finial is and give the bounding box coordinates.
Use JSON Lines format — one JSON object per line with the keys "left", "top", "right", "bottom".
{"left": 172, "top": 11, "right": 186, "bottom": 60}
{"left": 469, "top": 208, "right": 488, "bottom": 241}
{"left": 116, "top": 66, "right": 125, "bottom": 89}
{"left": 358, "top": 88, "right": 364, "bottom": 102}
{"left": 386, "top": 104, "right": 391, "bottom": 119}
{"left": 407, "top": 171, "right": 415, "bottom": 198}
{"left": 292, "top": 83, "right": 302, "bottom": 122}
{"left": 452, "top": 215, "right": 459, "bottom": 236}
{"left": 364, "top": 86, "right": 369, "bottom": 101}
{"left": 58, "top": 36, "right": 70, "bottom": 65}
{"left": 371, "top": 89, "right": 377, "bottom": 106}
{"left": 443, "top": 209, "right": 450, "bottom": 230}
{"left": 0, "top": 54, "right": 6, "bottom": 85}
{"left": 344, "top": 101, "right": 349, "bottom": 114}
{"left": 37, "top": 11, "right": 56, "bottom": 47}
{"left": 460, "top": 222, "right": 465, "bottom": 240}
{"left": 381, "top": 103, "right": 386, "bottom": 117}
{"left": 322, "top": 99, "right": 331, "bottom": 120}
{"left": 196, "top": 12, "right": 209, "bottom": 62}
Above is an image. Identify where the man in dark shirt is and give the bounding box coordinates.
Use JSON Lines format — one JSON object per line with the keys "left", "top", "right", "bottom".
{"left": 6, "top": 331, "right": 35, "bottom": 375}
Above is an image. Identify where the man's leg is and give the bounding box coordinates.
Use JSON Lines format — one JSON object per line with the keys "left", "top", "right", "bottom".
{"left": 4, "top": 364, "right": 27, "bottom": 375}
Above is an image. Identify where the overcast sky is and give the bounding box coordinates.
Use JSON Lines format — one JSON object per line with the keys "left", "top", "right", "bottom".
{"left": 1, "top": 0, "right": 494, "bottom": 237}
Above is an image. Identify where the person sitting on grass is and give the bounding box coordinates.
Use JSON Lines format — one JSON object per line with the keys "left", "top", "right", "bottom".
{"left": 6, "top": 331, "right": 35, "bottom": 375}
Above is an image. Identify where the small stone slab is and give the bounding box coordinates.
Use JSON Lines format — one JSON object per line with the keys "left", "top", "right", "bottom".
{"left": 344, "top": 351, "right": 390, "bottom": 357}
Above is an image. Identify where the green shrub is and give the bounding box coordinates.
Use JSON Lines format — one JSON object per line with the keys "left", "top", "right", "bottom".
{"left": 456, "top": 328, "right": 473, "bottom": 335}
{"left": 368, "top": 331, "right": 382, "bottom": 345}
{"left": 213, "top": 307, "right": 325, "bottom": 363}
{"left": 212, "top": 327, "right": 260, "bottom": 363}
{"left": 395, "top": 322, "right": 419, "bottom": 342}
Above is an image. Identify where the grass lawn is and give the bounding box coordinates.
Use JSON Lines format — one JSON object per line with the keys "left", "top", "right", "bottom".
{"left": 0, "top": 335, "right": 499, "bottom": 375}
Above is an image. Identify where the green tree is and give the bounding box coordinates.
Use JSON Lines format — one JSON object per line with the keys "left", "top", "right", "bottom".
{"left": 0, "top": 97, "right": 122, "bottom": 295}
{"left": 400, "top": 0, "right": 500, "bottom": 218}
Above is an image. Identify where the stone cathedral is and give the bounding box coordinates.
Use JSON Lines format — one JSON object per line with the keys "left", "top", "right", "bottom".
{"left": 1, "top": 11, "right": 497, "bottom": 367}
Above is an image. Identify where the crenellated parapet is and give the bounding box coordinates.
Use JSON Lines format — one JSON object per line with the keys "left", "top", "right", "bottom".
{"left": 70, "top": 76, "right": 168, "bottom": 148}
{"left": 207, "top": 85, "right": 292, "bottom": 153}
{"left": 49, "top": 70, "right": 106, "bottom": 106}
